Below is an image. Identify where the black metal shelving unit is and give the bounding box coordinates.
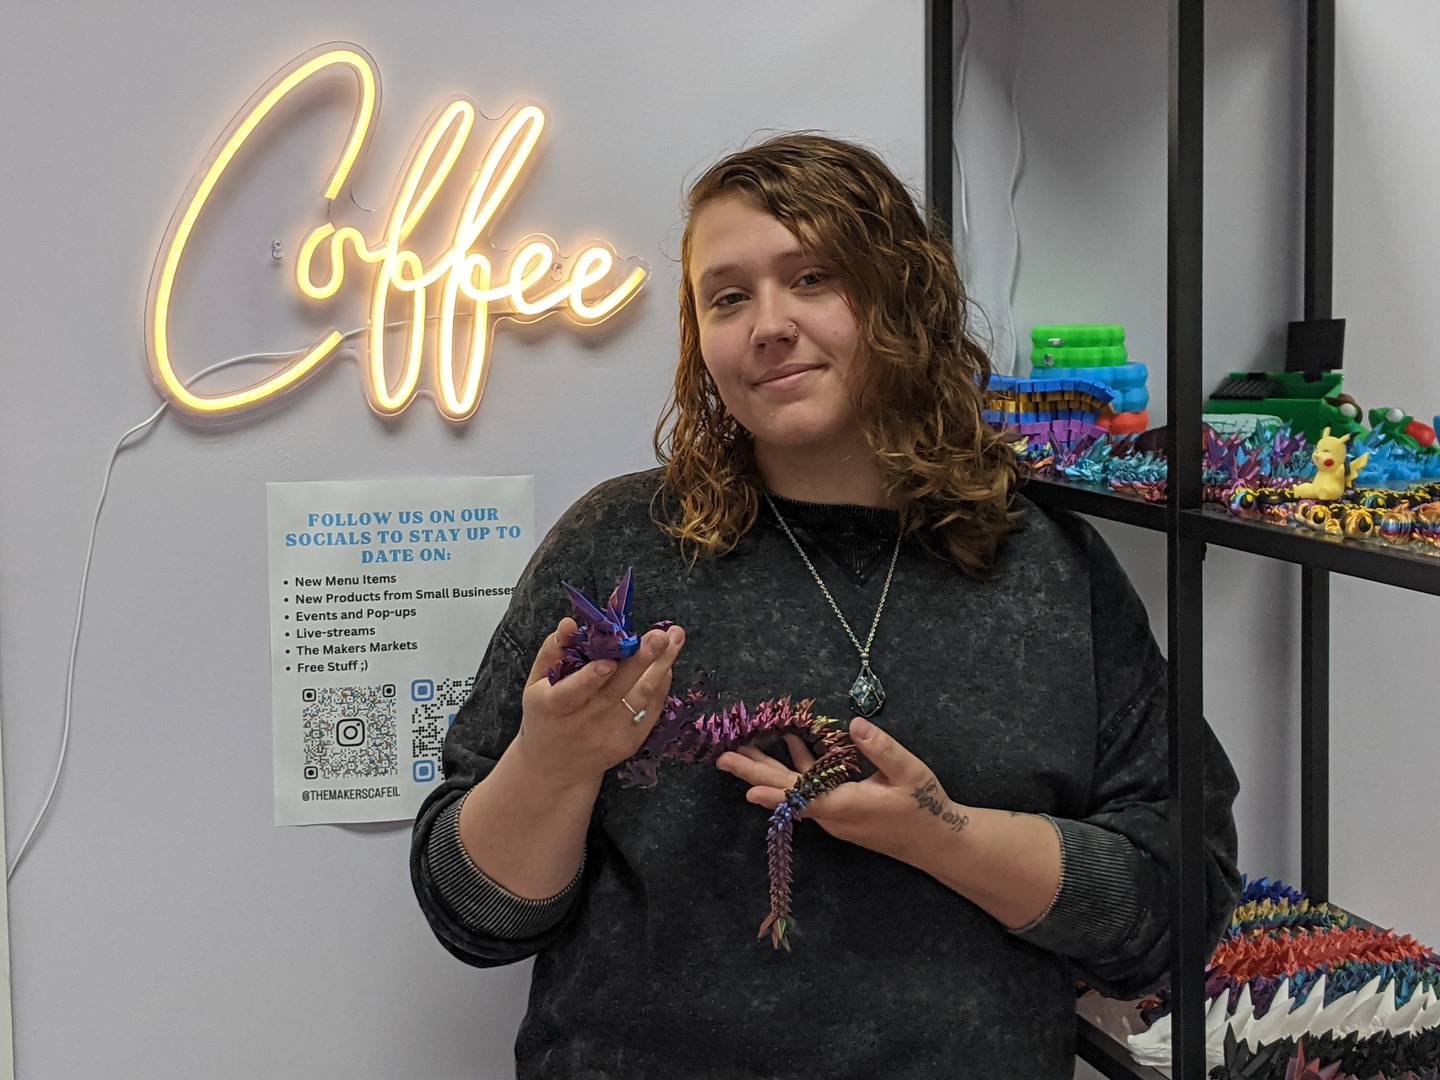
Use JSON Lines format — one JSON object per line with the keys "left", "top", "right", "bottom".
{"left": 925, "top": 2, "right": 1440, "bottom": 1078}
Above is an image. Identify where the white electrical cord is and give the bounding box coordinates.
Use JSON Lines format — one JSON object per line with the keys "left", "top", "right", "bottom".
{"left": 4, "top": 320, "right": 435, "bottom": 881}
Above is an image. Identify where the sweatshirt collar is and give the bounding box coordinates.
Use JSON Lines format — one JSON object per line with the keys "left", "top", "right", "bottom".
{"left": 762, "top": 490, "right": 901, "bottom": 533}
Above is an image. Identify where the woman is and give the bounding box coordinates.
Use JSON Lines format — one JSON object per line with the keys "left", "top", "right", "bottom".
{"left": 410, "top": 133, "right": 1243, "bottom": 1079}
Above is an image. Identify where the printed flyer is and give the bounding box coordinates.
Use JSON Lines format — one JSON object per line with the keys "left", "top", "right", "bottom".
{"left": 266, "top": 475, "right": 535, "bottom": 825}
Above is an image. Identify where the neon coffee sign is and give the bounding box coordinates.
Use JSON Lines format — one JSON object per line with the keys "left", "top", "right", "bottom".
{"left": 147, "top": 43, "right": 648, "bottom": 422}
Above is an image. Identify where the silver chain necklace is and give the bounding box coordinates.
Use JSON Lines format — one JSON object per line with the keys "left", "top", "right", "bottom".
{"left": 763, "top": 490, "right": 902, "bottom": 718}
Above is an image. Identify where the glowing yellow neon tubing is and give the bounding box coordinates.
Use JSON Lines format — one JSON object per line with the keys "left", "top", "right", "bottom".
{"left": 150, "top": 46, "right": 649, "bottom": 422}
{"left": 363, "top": 98, "right": 470, "bottom": 414}
{"left": 288, "top": 94, "right": 646, "bottom": 419}
{"left": 569, "top": 249, "right": 648, "bottom": 321}
{"left": 147, "top": 45, "right": 378, "bottom": 414}
{"left": 435, "top": 256, "right": 493, "bottom": 422}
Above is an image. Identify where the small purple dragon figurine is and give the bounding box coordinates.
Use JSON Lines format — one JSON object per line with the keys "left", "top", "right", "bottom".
{"left": 545, "top": 567, "right": 864, "bottom": 951}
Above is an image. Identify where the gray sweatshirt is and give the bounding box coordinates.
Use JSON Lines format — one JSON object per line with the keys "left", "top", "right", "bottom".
{"left": 409, "top": 467, "right": 1243, "bottom": 1080}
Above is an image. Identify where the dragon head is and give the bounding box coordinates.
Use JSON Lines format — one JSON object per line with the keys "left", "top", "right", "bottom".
{"left": 559, "top": 566, "right": 640, "bottom": 660}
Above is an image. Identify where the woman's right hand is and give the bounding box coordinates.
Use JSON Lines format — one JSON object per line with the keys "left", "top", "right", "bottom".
{"left": 512, "top": 617, "right": 686, "bottom": 789}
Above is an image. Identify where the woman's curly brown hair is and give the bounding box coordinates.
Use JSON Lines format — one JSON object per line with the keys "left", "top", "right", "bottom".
{"left": 651, "top": 132, "right": 1022, "bottom": 579}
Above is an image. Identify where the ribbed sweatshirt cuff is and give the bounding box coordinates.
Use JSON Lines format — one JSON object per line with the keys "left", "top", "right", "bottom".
{"left": 1005, "top": 815, "right": 1141, "bottom": 962}
{"left": 425, "top": 791, "right": 585, "bottom": 940}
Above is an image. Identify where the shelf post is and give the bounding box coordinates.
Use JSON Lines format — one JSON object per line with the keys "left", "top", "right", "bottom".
{"left": 1300, "top": 566, "right": 1331, "bottom": 900}
{"left": 1168, "top": 1, "right": 1208, "bottom": 1077}
{"left": 1305, "top": 0, "right": 1335, "bottom": 320}
{"left": 1300, "top": 0, "right": 1336, "bottom": 903}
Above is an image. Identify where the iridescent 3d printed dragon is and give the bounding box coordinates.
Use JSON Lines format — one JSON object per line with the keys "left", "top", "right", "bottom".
{"left": 546, "top": 567, "right": 863, "bottom": 950}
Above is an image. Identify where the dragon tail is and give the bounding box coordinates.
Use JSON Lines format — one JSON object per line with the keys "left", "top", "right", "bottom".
{"left": 758, "top": 742, "right": 866, "bottom": 951}
{"left": 760, "top": 795, "right": 804, "bottom": 951}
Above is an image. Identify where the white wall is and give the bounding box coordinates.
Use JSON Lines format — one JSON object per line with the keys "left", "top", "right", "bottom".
{"left": 0, "top": 3, "right": 922, "bottom": 1077}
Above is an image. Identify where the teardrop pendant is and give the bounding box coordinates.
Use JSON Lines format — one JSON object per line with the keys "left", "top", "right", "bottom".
{"left": 848, "top": 661, "right": 885, "bottom": 717}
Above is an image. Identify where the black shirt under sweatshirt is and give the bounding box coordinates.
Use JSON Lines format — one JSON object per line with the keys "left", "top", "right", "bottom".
{"left": 409, "top": 468, "right": 1243, "bottom": 1080}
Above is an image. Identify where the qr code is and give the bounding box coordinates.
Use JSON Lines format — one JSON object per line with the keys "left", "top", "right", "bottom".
{"left": 301, "top": 684, "right": 398, "bottom": 780}
{"left": 409, "top": 677, "right": 475, "bottom": 779}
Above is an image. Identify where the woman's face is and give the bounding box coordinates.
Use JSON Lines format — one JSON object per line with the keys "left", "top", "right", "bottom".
{"left": 687, "top": 192, "right": 866, "bottom": 460}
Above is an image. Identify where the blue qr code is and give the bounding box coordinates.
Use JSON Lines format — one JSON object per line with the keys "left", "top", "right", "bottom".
{"left": 410, "top": 676, "right": 474, "bottom": 778}
{"left": 302, "top": 684, "right": 398, "bottom": 780}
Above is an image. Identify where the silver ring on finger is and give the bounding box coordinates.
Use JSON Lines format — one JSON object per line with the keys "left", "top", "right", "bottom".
{"left": 620, "top": 696, "right": 646, "bottom": 725}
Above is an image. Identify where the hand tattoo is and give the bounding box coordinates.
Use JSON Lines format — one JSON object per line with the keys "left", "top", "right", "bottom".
{"left": 911, "top": 779, "right": 969, "bottom": 832}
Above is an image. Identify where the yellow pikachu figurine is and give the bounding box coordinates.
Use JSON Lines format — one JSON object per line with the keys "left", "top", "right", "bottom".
{"left": 1292, "top": 427, "right": 1369, "bottom": 501}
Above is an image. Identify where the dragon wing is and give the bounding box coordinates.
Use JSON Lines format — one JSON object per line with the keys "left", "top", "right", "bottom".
{"left": 604, "top": 566, "right": 635, "bottom": 631}
{"left": 562, "top": 581, "right": 615, "bottom": 631}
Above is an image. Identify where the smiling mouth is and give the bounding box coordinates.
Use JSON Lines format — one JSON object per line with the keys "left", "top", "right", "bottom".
{"left": 756, "top": 366, "right": 821, "bottom": 388}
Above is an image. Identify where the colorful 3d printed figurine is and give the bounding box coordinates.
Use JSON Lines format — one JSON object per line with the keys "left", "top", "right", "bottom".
{"left": 1290, "top": 427, "right": 1369, "bottom": 502}
{"left": 1030, "top": 324, "right": 1152, "bottom": 437}
{"left": 547, "top": 568, "right": 866, "bottom": 951}
{"left": 980, "top": 371, "right": 1115, "bottom": 450}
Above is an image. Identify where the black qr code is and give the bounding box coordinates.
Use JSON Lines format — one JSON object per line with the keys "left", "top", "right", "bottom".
{"left": 410, "top": 677, "right": 475, "bottom": 775}
{"left": 302, "top": 684, "right": 398, "bottom": 780}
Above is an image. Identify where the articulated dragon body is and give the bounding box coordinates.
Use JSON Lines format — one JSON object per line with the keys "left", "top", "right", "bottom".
{"left": 546, "top": 567, "right": 864, "bottom": 950}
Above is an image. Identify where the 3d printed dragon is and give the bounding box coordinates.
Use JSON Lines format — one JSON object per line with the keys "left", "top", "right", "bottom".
{"left": 545, "top": 567, "right": 863, "bottom": 950}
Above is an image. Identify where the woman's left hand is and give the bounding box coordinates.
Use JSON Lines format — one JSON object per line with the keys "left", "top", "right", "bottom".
{"left": 714, "top": 717, "right": 970, "bottom": 868}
